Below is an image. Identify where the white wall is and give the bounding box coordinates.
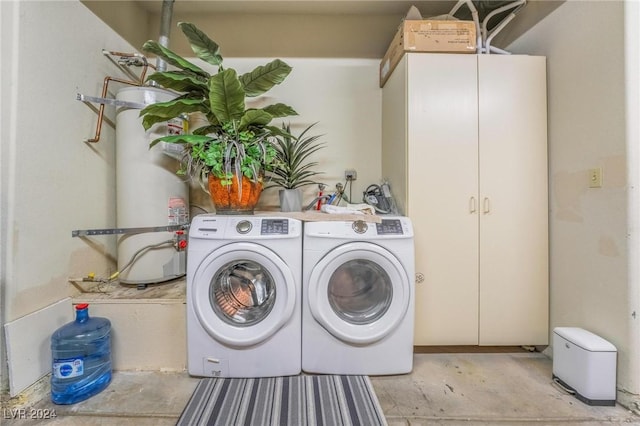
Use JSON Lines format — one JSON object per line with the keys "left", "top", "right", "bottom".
{"left": 0, "top": 0, "right": 135, "bottom": 395}
{"left": 1, "top": 0, "right": 138, "bottom": 322}
{"left": 508, "top": 0, "right": 638, "bottom": 403}
{"left": 253, "top": 57, "right": 382, "bottom": 210}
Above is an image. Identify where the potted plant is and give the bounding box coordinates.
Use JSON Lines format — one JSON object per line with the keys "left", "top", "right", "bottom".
{"left": 267, "top": 123, "right": 326, "bottom": 212}
{"left": 139, "top": 22, "right": 298, "bottom": 214}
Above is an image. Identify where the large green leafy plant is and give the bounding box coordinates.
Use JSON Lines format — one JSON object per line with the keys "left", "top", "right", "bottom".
{"left": 140, "top": 22, "right": 297, "bottom": 188}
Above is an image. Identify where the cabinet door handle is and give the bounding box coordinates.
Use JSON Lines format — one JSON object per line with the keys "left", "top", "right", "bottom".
{"left": 483, "top": 197, "right": 491, "bottom": 214}
{"left": 469, "top": 196, "right": 477, "bottom": 214}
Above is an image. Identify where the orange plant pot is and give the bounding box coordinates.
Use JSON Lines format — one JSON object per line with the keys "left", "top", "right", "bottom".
{"left": 208, "top": 174, "right": 263, "bottom": 214}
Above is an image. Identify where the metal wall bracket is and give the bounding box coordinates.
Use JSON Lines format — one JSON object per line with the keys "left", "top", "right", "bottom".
{"left": 77, "top": 93, "right": 147, "bottom": 111}
{"left": 76, "top": 92, "right": 147, "bottom": 131}
{"left": 72, "top": 224, "right": 189, "bottom": 238}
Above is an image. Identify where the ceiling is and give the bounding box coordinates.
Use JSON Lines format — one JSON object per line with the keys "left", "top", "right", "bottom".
{"left": 133, "top": 1, "right": 458, "bottom": 16}
{"left": 131, "top": 0, "right": 556, "bottom": 19}
{"left": 84, "top": 0, "right": 564, "bottom": 58}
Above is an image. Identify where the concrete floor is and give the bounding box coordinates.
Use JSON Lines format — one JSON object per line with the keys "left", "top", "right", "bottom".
{"left": 4, "top": 352, "right": 639, "bottom": 425}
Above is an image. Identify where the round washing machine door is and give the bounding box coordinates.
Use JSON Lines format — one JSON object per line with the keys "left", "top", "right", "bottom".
{"left": 307, "top": 242, "right": 411, "bottom": 345}
{"left": 191, "top": 242, "right": 296, "bottom": 347}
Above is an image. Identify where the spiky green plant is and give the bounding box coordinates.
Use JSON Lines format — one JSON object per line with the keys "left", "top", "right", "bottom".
{"left": 267, "top": 123, "right": 326, "bottom": 190}
{"left": 140, "top": 22, "right": 297, "bottom": 189}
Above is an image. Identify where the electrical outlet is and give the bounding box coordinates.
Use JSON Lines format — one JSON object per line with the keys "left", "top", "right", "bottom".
{"left": 589, "top": 167, "right": 603, "bottom": 188}
{"left": 345, "top": 169, "right": 357, "bottom": 181}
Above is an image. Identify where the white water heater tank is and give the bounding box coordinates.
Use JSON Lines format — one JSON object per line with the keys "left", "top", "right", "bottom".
{"left": 115, "top": 86, "right": 189, "bottom": 284}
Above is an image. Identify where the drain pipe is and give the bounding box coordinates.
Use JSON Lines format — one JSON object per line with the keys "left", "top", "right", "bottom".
{"left": 156, "top": 0, "right": 175, "bottom": 72}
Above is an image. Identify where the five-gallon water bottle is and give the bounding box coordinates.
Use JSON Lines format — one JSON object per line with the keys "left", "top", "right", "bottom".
{"left": 50, "top": 303, "right": 112, "bottom": 404}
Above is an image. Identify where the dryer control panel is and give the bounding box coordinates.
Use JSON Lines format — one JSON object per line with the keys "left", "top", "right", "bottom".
{"left": 304, "top": 216, "right": 413, "bottom": 240}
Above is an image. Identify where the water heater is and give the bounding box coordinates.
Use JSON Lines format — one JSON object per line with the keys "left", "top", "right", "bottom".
{"left": 115, "top": 86, "right": 189, "bottom": 284}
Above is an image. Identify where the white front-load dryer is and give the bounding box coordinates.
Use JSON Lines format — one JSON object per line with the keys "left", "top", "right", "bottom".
{"left": 302, "top": 217, "right": 415, "bottom": 375}
{"left": 187, "top": 214, "right": 302, "bottom": 378}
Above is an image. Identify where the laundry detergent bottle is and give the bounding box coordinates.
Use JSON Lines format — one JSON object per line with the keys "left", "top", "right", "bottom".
{"left": 50, "top": 303, "right": 112, "bottom": 404}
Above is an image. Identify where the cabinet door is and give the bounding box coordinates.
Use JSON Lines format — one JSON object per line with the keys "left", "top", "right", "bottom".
{"left": 477, "top": 55, "right": 549, "bottom": 345}
{"left": 406, "top": 54, "right": 480, "bottom": 345}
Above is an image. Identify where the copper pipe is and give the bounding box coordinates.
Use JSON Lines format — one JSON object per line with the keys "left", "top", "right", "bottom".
{"left": 102, "top": 50, "right": 151, "bottom": 85}
{"left": 86, "top": 50, "right": 154, "bottom": 143}
{"left": 86, "top": 76, "right": 140, "bottom": 143}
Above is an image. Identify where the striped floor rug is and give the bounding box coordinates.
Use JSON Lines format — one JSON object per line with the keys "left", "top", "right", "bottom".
{"left": 176, "top": 375, "right": 387, "bottom": 426}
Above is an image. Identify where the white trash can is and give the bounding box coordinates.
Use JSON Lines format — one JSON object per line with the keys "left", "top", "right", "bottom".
{"left": 552, "top": 327, "right": 617, "bottom": 406}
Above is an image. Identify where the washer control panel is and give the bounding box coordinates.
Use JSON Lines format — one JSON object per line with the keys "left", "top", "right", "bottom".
{"left": 376, "top": 219, "right": 404, "bottom": 235}
{"left": 261, "top": 219, "right": 289, "bottom": 235}
{"left": 190, "top": 215, "right": 301, "bottom": 239}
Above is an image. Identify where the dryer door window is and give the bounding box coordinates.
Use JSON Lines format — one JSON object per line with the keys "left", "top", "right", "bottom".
{"left": 192, "top": 242, "right": 296, "bottom": 347}
{"left": 308, "top": 242, "right": 411, "bottom": 345}
{"left": 327, "top": 259, "right": 392, "bottom": 325}
{"left": 210, "top": 260, "right": 276, "bottom": 327}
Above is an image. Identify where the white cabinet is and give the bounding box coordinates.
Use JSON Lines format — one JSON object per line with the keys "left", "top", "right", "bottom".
{"left": 382, "top": 53, "right": 548, "bottom": 346}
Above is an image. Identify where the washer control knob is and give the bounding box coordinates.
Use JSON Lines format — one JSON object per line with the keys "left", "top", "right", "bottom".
{"left": 236, "top": 220, "right": 252, "bottom": 234}
{"left": 352, "top": 220, "right": 368, "bottom": 234}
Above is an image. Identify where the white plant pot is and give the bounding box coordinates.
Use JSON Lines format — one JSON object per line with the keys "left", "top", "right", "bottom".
{"left": 279, "top": 188, "right": 303, "bottom": 212}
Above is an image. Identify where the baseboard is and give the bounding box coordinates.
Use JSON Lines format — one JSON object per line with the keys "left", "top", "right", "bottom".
{"left": 4, "top": 298, "right": 73, "bottom": 397}
{"left": 413, "top": 345, "right": 530, "bottom": 354}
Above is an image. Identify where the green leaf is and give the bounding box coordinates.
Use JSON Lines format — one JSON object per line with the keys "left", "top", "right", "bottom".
{"left": 263, "top": 103, "right": 298, "bottom": 118}
{"left": 264, "top": 125, "right": 293, "bottom": 139}
{"left": 209, "top": 68, "right": 245, "bottom": 122}
{"left": 192, "top": 124, "right": 220, "bottom": 135}
{"left": 178, "top": 22, "right": 223, "bottom": 67}
{"left": 140, "top": 98, "right": 208, "bottom": 130}
{"left": 142, "top": 40, "right": 209, "bottom": 77}
{"left": 149, "top": 134, "right": 213, "bottom": 148}
{"left": 239, "top": 110, "right": 273, "bottom": 131}
{"left": 240, "top": 59, "right": 293, "bottom": 97}
{"left": 140, "top": 98, "right": 207, "bottom": 118}
{"left": 142, "top": 114, "right": 172, "bottom": 131}
{"left": 145, "top": 71, "right": 209, "bottom": 93}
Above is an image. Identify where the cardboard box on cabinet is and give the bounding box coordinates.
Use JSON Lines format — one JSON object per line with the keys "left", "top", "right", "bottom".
{"left": 379, "top": 6, "right": 477, "bottom": 87}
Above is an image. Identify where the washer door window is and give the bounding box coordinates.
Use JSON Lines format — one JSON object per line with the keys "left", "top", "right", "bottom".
{"left": 192, "top": 242, "right": 296, "bottom": 347}
{"left": 308, "top": 242, "right": 410, "bottom": 345}
{"left": 211, "top": 260, "right": 276, "bottom": 326}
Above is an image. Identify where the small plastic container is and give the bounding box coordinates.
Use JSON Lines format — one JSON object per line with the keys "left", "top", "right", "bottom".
{"left": 50, "top": 303, "right": 112, "bottom": 404}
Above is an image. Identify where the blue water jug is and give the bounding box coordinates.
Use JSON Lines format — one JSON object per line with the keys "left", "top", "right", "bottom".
{"left": 50, "top": 303, "right": 112, "bottom": 404}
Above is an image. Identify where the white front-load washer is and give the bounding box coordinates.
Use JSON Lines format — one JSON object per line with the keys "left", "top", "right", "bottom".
{"left": 302, "top": 217, "right": 415, "bottom": 375}
{"left": 187, "top": 214, "right": 302, "bottom": 378}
